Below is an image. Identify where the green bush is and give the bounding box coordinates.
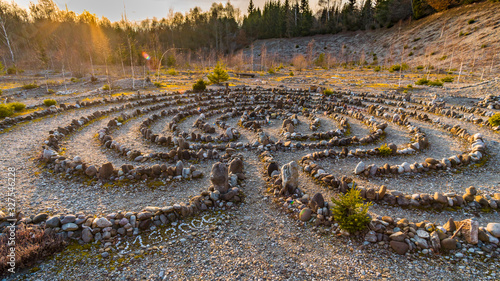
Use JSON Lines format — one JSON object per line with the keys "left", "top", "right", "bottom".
{"left": 102, "top": 84, "right": 110, "bottom": 91}
{"left": 70, "top": 77, "right": 80, "bottom": 83}
{"left": 47, "top": 89, "right": 55, "bottom": 94}
{"left": 0, "top": 104, "right": 14, "bottom": 118}
{"left": 314, "top": 53, "right": 326, "bottom": 67}
{"left": 267, "top": 66, "right": 276, "bottom": 74}
{"left": 323, "top": 89, "right": 334, "bottom": 96}
{"left": 415, "top": 78, "right": 429, "bottom": 85}
{"left": 428, "top": 80, "right": 443, "bottom": 87}
{"left": 153, "top": 82, "right": 162, "bottom": 88}
{"left": 289, "top": 71, "right": 294, "bottom": 76}
{"left": 192, "top": 79, "right": 207, "bottom": 92}
{"left": 407, "top": 84, "right": 413, "bottom": 89}
{"left": 481, "top": 44, "right": 487, "bottom": 49}
{"left": 207, "top": 61, "right": 229, "bottom": 84}
{"left": 6, "top": 65, "right": 23, "bottom": 74}
{"left": 441, "top": 76, "right": 454, "bottom": 83}
{"left": 389, "top": 64, "right": 401, "bottom": 72}
{"left": 0, "top": 61, "right": 4, "bottom": 74}
{"left": 378, "top": 143, "right": 392, "bottom": 156}
{"left": 488, "top": 113, "right": 500, "bottom": 127}
{"left": 22, "top": 83, "right": 38, "bottom": 90}
{"left": 408, "top": 52, "right": 414, "bottom": 56}
{"left": 9, "top": 102, "right": 26, "bottom": 111}
{"left": 374, "top": 66, "right": 381, "bottom": 72}
{"left": 331, "top": 187, "right": 372, "bottom": 233}
{"left": 167, "top": 68, "right": 177, "bottom": 76}
{"left": 43, "top": 99, "right": 57, "bottom": 106}
{"left": 468, "top": 19, "right": 476, "bottom": 24}
{"left": 416, "top": 65, "right": 424, "bottom": 70}
{"left": 413, "top": 37, "right": 421, "bottom": 42}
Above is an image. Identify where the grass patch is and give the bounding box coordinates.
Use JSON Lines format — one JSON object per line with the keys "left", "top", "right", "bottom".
{"left": 43, "top": 99, "right": 57, "bottom": 106}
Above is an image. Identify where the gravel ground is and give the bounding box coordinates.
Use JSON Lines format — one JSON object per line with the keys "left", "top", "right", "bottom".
{"left": 1, "top": 83, "right": 499, "bottom": 280}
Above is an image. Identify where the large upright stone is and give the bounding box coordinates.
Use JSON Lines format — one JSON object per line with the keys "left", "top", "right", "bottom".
{"left": 309, "top": 193, "right": 325, "bottom": 212}
{"left": 281, "top": 161, "right": 299, "bottom": 190}
{"left": 175, "top": 160, "right": 184, "bottom": 176}
{"left": 461, "top": 219, "right": 479, "bottom": 244}
{"left": 210, "top": 162, "right": 229, "bottom": 193}
{"left": 354, "top": 161, "right": 365, "bottom": 175}
{"left": 228, "top": 158, "right": 243, "bottom": 174}
{"left": 99, "top": 162, "right": 114, "bottom": 179}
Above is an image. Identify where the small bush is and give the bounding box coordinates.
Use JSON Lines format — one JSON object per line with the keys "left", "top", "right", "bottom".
{"left": 331, "top": 187, "right": 372, "bottom": 233}
{"left": 0, "top": 104, "right": 14, "bottom": 118}
{"left": 407, "top": 84, "right": 413, "bottom": 88}
{"left": 268, "top": 66, "right": 276, "bottom": 74}
{"left": 167, "top": 68, "right": 177, "bottom": 76}
{"left": 47, "top": 89, "right": 55, "bottom": 94}
{"left": 90, "top": 75, "right": 98, "bottom": 82}
{"left": 488, "top": 113, "right": 500, "bottom": 127}
{"left": 415, "top": 78, "right": 429, "bottom": 85}
{"left": 440, "top": 55, "right": 448, "bottom": 61}
{"left": 389, "top": 64, "right": 401, "bottom": 72}
{"left": 428, "top": 80, "right": 443, "bottom": 87}
{"left": 374, "top": 66, "right": 381, "bottom": 72}
{"left": 416, "top": 65, "right": 424, "bottom": 70}
{"left": 22, "top": 83, "right": 38, "bottom": 90}
{"left": 9, "top": 102, "right": 26, "bottom": 111}
{"left": 468, "top": 19, "right": 476, "bottom": 24}
{"left": 192, "top": 78, "right": 207, "bottom": 92}
{"left": 323, "top": 89, "right": 334, "bottom": 96}
{"left": 314, "top": 53, "right": 326, "bottom": 67}
{"left": 0, "top": 225, "right": 67, "bottom": 274}
{"left": 378, "top": 143, "right": 392, "bottom": 156}
{"left": 441, "top": 76, "right": 454, "bottom": 83}
{"left": 295, "top": 44, "right": 299, "bottom": 48}
{"left": 289, "top": 71, "right": 294, "bottom": 76}
{"left": 481, "top": 44, "right": 487, "bottom": 48}
{"left": 102, "top": 84, "right": 110, "bottom": 91}
{"left": 408, "top": 52, "right": 414, "bottom": 56}
{"left": 153, "top": 82, "right": 163, "bottom": 88}
{"left": 70, "top": 77, "right": 80, "bottom": 83}
{"left": 413, "top": 37, "right": 421, "bottom": 42}
{"left": 116, "top": 116, "right": 125, "bottom": 123}
{"left": 43, "top": 99, "right": 57, "bottom": 106}
{"left": 7, "top": 65, "right": 22, "bottom": 74}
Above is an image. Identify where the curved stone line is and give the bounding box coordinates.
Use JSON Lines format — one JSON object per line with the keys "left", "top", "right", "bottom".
{"left": 1, "top": 158, "right": 246, "bottom": 246}
{"left": 259, "top": 151, "right": 499, "bottom": 255}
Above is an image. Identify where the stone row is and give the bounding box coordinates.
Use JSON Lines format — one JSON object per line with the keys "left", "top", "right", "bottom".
{"left": 0, "top": 157, "right": 246, "bottom": 245}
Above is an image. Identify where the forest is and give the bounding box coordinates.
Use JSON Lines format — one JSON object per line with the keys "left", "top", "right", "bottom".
{"left": 0, "top": 0, "right": 489, "bottom": 74}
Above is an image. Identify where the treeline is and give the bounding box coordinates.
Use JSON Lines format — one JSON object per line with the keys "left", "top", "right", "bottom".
{"left": 0, "top": 0, "right": 489, "bottom": 75}
{"left": 242, "top": 0, "right": 484, "bottom": 39}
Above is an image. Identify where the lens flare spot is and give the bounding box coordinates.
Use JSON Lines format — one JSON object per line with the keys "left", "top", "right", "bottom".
{"left": 142, "top": 52, "right": 150, "bottom": 60}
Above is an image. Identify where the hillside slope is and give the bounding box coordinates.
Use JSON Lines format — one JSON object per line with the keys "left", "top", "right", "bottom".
{"left": 246, "top": 1, "right": 500, "bottom": 76}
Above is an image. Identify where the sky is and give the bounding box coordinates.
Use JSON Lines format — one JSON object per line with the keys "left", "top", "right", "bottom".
{"left": 11, "top": 0, "right": 276, "bottom": 22}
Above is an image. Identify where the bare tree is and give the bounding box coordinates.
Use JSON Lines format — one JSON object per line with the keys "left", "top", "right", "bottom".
{"left": 0, "top": 14, "right": 15, "bottom": 65}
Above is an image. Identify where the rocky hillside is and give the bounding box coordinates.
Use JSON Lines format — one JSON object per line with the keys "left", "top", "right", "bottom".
{"left": 246, "top": 1, "right": 500, "bottom": 76}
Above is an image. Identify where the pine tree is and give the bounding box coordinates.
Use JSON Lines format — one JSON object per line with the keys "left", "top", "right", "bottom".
{"left": 207, "top": 61, "right": 229, "bottom": 84}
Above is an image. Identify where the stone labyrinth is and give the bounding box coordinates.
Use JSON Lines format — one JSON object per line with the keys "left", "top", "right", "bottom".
{"left": 1, "top": 86, "right": 500, "bottom": 278}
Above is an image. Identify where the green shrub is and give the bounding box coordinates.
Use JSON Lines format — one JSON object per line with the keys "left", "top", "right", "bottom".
{"left": 192, "top": 78, "right": 207, "bottom": 92}
{"left": 401, "top": 63, "right": 409, "bottom": 70}
{"left": 102, "top": 84, "right": 110, "bottom": 91}
{"left": 295, "top": 45, "right": 299, "bottom": 48}
{"left": 416, "top": 65, "right": 424, "bottom": 70}
{"left": 415, "top": 78, "right": 429, "bottom": 85}
{"left": 267, "top": 66, "right": 276, "bottom": 74}
{"left": 330, "top": 187, "right": 372, "bottom": 233}
{"left": 468, "top": 19, "right": 476, "bottom": 24}
{"left": 408, "top": 52, "right": 414, "bottom": 56}
{"left": 481, "top": 44, "right": 487, "bottom": 48}
{"left": 413, "top": 37, "right": 421, "bottom": 42}
{"left": 407, "top": 84, "right": 413, "bottom": 88}
{"left": 6, "top": 65, "right": 22, "bottom": 74}
{"left": 428, "top": 80, "right": 443, "bottom": 87}
{"left": 440, "top": 55, "right": 448, "bottom": 61}
{"left": 323, "top": 89, "right": 334, "bottom": 96}
{"left": 116, "top": 116, "right": 125, "bottom": 123}
{"left": 153, "top": 82, "right": 163, "bottom": 88}
{"left": 167, "top": 68, "right": 177, "bottom": 76}
{"left": 389, "top": 64, "right": 401, "bottom": 72}
{"left": 9, "top": 102, "right": 26, "bottom": 111}
{"left": 289, "top": 71, "right": 294, "bottom": 76}
{"left": 70, "top": 77, "right": 80, "bottom": 83}
{"left": 0, "top": 104, "right": 14, "bottom": 118}
{"left": 441, "top": 76, "right": 454, "bottom": 83}
{"left": 488, "top": 113, "right": 500, "bottom": 127}
{"left": 314, "top": 53, "right": 326, "bottom": 67}
{"left": 47, "top": 89, "right": 55, "bottom": 94}
{"left": 374, "top": 66, "right": 381, "bottom": 72}
{"left": 207, "top": 61, "right": 229, "bottom": 84}
{"left": 43, "top": 99, "right": 57, "bottom": 106}
{"left": 22, "top": 83, "right": 38, "bottom": 90}
{"left": 378, "top": 143, "right": 392, "bottom": 156}
{"left": 0, "top": 61, "right": 4, "bottom": 74}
